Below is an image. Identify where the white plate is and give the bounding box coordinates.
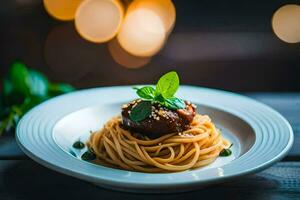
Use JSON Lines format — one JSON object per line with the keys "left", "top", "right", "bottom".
{"left": 16, "top": 86, "right": 294, "bottom": 193}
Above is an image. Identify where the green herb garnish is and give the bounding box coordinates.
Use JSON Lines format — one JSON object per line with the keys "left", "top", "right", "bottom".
{"left": 130, "top": 71, "right": 185, "bottom": 122}
{"left": 0, "top": 61, "right": 75, "bottom": 136}
{"left": 129, "top": 101, "right": 152, "bottom": 122}
{"left": 136, "top": 86, "right": 156, "bottom": 100}
{"left": 219, "top": 143, "right": 233, "bottom": 157}
{"left": 81, "top": 150, "right": 96, "bottom": 161}
{"left": 156, "top": 71, "right": 179, "bottom": 99}
{"left": 72, "top": 141, "right": 85, "bottom": 149}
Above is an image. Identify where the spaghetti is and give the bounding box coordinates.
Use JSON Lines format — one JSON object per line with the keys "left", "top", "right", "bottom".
{"left": 87, "top": 114, "right": 231, "bottom": 172}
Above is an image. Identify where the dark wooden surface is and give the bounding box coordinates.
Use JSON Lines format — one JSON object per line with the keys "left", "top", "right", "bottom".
{"left": 0, "top": 93, "right": 299, "bottom": 199}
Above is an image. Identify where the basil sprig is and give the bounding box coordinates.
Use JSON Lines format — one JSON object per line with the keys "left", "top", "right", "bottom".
{"left": 219, "top": 144, "right": 233, "bottom": 157}
{"left": 130, "top": 71, "right": 185, "bottom": 122}
{"left": 0, "top": 61, "right": 75, "bottom": 136}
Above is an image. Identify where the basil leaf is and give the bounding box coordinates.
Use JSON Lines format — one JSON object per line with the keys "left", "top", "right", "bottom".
{"left": 136, "top": 86, "right": 155, "bottom": 99}
{"left": 163, "top": 97, "right": 185, "bottom": 110}
{"left": 28, "top": 70, "right": 49, "bottom": 97}
{"left": 156, "top": 71, "right": 179, "bottom": 98}
{"left": 219, "top": 149, "right": 232, "bottom": 157}
{"left": 0, "top": 107, "right": 20, "bottom": 135}
{"left": 81, "top": 150, "right": 96, "bottom": 161}
{"left": 0, "top": 121, "right": 6, "bottom": 135}
{"left": 0, "top": 105, "right": 9, "bottom": 121}
{"left": 3, "top": 78, "right": 24, "bottom": 106}
{"left": 154, "top": 94, "right": 165, "bottom": 103}
{"left": 219, "top": 144, "right": 233, "bottom": 157}
{"left": 0, "top": 61, "right": 76, "bottom": 137}
{"left": 73, "top": 141, "right": 85, "bottom": 149}
{"left": 130, "top": 101, "right": 152, "bottom": 122}
{"left": 48, "top": 83, "right": 75, "bottom": 96}
{"left": 19, "top": 96, "right": 45, "bottom": 113}
{"left": 10, "top": 61, "right": 31, "bottom": 96}
{"left": 3, "top": 78, "right": 13, "bottom": 97}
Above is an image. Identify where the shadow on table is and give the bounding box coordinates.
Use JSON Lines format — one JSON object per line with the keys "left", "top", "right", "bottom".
{"left": 1, "top": 160, "right": 282, "bottom": 200}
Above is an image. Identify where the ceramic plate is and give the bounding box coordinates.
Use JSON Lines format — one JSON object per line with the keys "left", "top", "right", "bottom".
{"left": 16, "top": 86, "right": 293, "bottom": 193}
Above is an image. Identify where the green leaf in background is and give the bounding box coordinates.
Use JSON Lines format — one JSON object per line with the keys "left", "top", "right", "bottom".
{"left": 130, "top": 101, "right": 152, "bottom": 122}
{"left": 9, "top": 61, "right": 31, "bottom": 96}
{"left": 136, "top": 86, "right": 156, "bottom": 99}
{"left": 48, "top": 83, "right": 75, "bottom": 96}
{"left": 19, "top": 96, "right": 45, "bottom": 113}
{"left": 156, "top": 71, "right": 179, "bottom": 98}
{"left": 3, "top": 78, "right": 24, "bottom": 106}
{"left": 0, "top": 106, "right": 20, "bottom": 135}
{"left": 0, "top": 98, "right": 9, "bottom": 121}
{"left": 163, "top": 97, "right": 185, "bottom": 110}
{"left": 0, "top": 61, "right": 76, "bottom": 136}
{"left": 28, "top": 70, "right": 49, "bottom": 97}
{"left": 3, "top": 78, "right": 13, "bottom": 97}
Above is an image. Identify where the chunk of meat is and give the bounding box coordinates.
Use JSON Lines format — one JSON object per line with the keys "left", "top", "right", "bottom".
{"left": 121, "top": 99, "right": 196, "bottom": 138}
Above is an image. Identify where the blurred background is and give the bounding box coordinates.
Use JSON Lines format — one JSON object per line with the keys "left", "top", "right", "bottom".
{"left": 0, "top": 0, "right": 300, "bottom": 92}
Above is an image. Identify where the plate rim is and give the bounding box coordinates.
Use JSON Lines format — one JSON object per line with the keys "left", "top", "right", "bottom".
{"left": 16, "top": 85, "right": 294, "bottom": 188}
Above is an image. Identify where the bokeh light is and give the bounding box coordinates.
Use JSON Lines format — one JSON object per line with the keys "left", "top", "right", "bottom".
{"left": 75, "top": 0, "right": 124, "bottom": 43}
{"left": 129, "top": 0, "right": 176, "bottom": 34}
{"left": 44, "top": 23, "right": 107, "bottom": 82}
{"left": 272, "top": 4, "right": 300, "bottom": 43}
{"left": 117, "top": 7, "right": 166, "bottom": 57}
{"left": 108, "top": 38, "right": 151, "bottom": 69}
{"left": 43, "top": 0, "right": 83, "bottom": 21}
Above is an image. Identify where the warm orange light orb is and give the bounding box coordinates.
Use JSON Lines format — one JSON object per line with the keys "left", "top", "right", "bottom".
{"left": 130, "top": 0, "right": 176, "bottom": 34}
{"left": 43, "top": 0, "right": 83, "bottom": 21}
{"left": 117, "top": 8, "right": 166, "bottom": 57}
{"left": 75, "top": 0, "right": 124, "bottom": 43}
{"left": 272, "top": 4, "right": 300, "bottom": 43}
{"left": 108, "top": 38, "right": 151, "bottom": 69}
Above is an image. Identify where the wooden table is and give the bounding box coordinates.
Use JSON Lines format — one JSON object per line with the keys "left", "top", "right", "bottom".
{"left": 0, "top": 93, "right": 299, "bottom": 200}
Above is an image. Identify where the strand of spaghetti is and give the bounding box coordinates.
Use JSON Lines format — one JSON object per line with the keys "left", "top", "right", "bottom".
{"left": 202, "top": 127, "right": 219, "bottom": 148}
{"left": 172, "top": 144, "right": 185, "bottom": 162}
{"left": 117, "top": 134, "right": 149, "bottom": 164}
{"left": 118, "top": 126, "right": 175, "bottom": 145}
{"left": 153, "top": 147, "right": 175, "bottom": 163}
{"left": 164, "top": 132, "right": 209, "bottom": 143}
{"left": 162, "top": 143, "right": 200, "bottom": 171}
{"left": 132, "top": 141, "right": 153, "bottom": 165}
{"left": 110, "top": 130, "right": 146, "bottom": 166}
{"left": 103, "top": 136, "right": 133, "bottom": 170}
{"left": 170, "top": 147, "right": 196, "bottom": 164}
{"left": 199, "top": 138, "right": 223, "bottom": 156}
{"left": 148, "top": 148, "right": 173, "bottom": 157}
{"left": 197, "top": 150, "right": 220, "bottom": 161}
{"left": 143, "top": 143, "right": 179, "bottom": 152}
{"left": 193, "top": 157, "right": 217, "bottom": 168}
{"left": 90, "top": 132, "right": 104, "bottom": 156}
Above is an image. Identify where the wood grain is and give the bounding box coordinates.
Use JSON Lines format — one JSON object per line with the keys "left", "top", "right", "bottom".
{"left": 0, "top": 160, "right": 299, "bottom": 200}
